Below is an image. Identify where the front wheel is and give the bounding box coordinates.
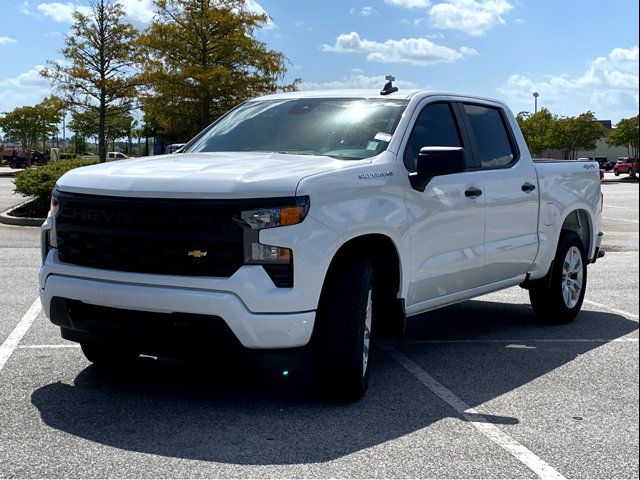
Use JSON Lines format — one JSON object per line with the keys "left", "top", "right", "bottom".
{"left": 614, "top": 170, "right": 620, "bottom": 176}
{"left": 529, "top": 231, "right": 587, "bottom": 324}
{"left": 630, "top": 168, "right": 637, "bottom": 178}
{"left": 313, "top": 257, "right": 374, "bottom": 401}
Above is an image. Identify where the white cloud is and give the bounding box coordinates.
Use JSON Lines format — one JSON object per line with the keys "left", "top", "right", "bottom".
{"left": 384, "top": 0, "right": 431, "bottom": 8}
{"left": 116, "top": 0, "right": 154, "bottom": 23}
{"left": 350, "top": 6, "right": 378, "bottom": 17}
{"left": 429, "top": 0, "right": 512, "bottom": 36}
{"left": 0, "top": 37, "right": 17, "bottom": 45}
{"left": 243, "top": 0, "right": 276, "bottom": 29}
{"left": 320, "top": 31, "right": 477, "bottom": 66}
{"left": 0, "top": 65, "right": 52, "bottom": 114}
{"left": 33, "top": 0, "right": 275, "bottom": 27}
{"left": 36, "top": 2, "right": 91, "bottom": 22}
{"left": 300, "top": 73, "right": 427, "bottom": 91}
{"left": 497, "top": 45, "right": 639, "bottom": 121}
{"left": 20, "top": 1, "right": 36, "bottom": 15}
{"left": 35, "top": 0, "right": 152, "bottom": 23}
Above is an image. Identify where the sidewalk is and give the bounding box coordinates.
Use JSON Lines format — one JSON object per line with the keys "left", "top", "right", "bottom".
{"left": 0, "top": 166, "right": 18, "bottom": 178}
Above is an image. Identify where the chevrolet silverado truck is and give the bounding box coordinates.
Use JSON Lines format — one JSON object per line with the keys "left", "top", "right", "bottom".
{"left": 39, "top": 86, "right": 604, "bottom": 400}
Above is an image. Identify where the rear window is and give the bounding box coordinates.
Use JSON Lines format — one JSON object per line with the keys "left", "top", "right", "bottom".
{"left": 463, "top": 104, "right": 516, "bottom": 169}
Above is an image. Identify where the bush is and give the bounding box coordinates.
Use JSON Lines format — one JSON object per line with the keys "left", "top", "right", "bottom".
{"left": 14, "top": 159, "right": 97, "bottom": 216}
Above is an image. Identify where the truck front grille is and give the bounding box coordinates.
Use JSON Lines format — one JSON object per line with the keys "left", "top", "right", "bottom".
{"left": 54, "top": 191, "right": 251, "bottom": 277}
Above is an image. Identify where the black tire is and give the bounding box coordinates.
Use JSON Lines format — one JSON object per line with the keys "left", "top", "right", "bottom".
{"left": 313, "top": 257, "right": 374, "bottom": 401}
{"left": 81, "top": 342, "right": 138, "bottom": 369}
{"left": 630, "top": 168, "right": 637, "bottom": 178}
{"left": 10, "top": 162, "right": 17, "bottom": 169}
{"left": 529, "top": 231, "right": 587, "bottom": 324}
{"left": 614, "top": 170, "right": 620, "bottom": 176}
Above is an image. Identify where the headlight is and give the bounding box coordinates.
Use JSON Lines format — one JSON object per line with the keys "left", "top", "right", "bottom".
{"left": 240, "top": 204, "right": 308, "bottom": 229}
{"left": 236, "top": 197, "right": 309, "bottom": 288}
{"left": 48, "top": 194, "right": 59, "bottom": 248}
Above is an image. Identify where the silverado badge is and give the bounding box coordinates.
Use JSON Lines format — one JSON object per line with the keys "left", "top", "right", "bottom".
{"left": 188, "top": 250, "right": 208, "bottom": 258}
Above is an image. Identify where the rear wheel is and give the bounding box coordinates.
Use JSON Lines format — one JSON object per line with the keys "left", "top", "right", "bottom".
{"left": 614, "top": 169, "right": 620, "bottom": 176}
{"left": 630, "top": 168, "right": 637, "bottom": 178}
{"left": 313, "top": 257, "right": 374, "bottom": 401}
{"left": 529, "top": 231, "right": 587, "bottom": 324}
{"left": 81, "top": 343, "right": 138, "bottom": 369}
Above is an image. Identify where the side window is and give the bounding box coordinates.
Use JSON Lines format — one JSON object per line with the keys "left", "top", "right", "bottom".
{"left": 404, "top": 103, "right": 462, "bottom": 171}
{"left": 463, "top": 104, "right": 516, "bottom": 169}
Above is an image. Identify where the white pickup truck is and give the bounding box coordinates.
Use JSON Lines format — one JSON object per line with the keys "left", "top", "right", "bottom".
{"left": 39, "top": 86, "right": 604, "bottom": 400}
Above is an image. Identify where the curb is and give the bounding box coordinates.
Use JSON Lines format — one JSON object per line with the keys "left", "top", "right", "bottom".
{"left": 0, "top": 200, "right": 45, "bottom": 227}
{"left": 0, "top": 170, "right": 17, "bottom": 178}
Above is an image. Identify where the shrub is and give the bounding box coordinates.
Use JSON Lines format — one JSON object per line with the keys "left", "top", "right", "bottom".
{"left": 14, "top": 159, "right": 97, "bottom": 215}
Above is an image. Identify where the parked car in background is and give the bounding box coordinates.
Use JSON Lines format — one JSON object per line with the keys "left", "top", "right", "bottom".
{"left": 2, "top": 147, "right": 29, "bottom": 168}
{"left": 165, "top": 143, "right": 186, "bottom": 154}
{"left": 107, "top": 151, "right": 128, "bottom": 160}
{"left": 594, "top": 156, "right": 612, "bottom": 171}
{"left": 613, "top": 157, "right": 639, "bottom": 177}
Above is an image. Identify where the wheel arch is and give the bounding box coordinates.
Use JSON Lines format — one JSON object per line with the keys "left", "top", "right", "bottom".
{"left": 560, "top": 208, "right": 593, "bottom": 257}
{"left": 318, "top": 233, "right": 405, "bottom": 337}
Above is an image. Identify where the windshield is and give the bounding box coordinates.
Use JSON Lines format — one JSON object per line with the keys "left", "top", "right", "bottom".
{"left": 187, "top": 98, "right": 409, "bottom": 160}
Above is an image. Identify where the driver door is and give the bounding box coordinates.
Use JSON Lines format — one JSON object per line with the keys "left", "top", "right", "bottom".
{"left": 404, "top": 101, "right": 486, "bottom": 311}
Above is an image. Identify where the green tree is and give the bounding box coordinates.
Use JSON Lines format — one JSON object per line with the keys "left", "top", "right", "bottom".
{"left": 546, "top": 112, "right": 606, "bottom": 160}
{"left": 606, "top": 115, "right": 639, "bottom": 159}
{"left": 42, "top": 0, "right": 138, "bottom": 163}
{"left": 37, "top": 96, "right": 66, "bottom": 150}
{"left": 516, "top": 108, "right": 555, "bottom": 156}
{"left": 0, "top": 99, "right": 62, "bottom": 150}
{"left": 138, "top": 0, "right": 298, "bottom": 142}
{"left": 69, "top": 108, "right": 134, "bottom": 151}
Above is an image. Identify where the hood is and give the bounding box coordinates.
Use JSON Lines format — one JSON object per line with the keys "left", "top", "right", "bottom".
{"left": 56, "top": 152, "right": 370, "bottom": 199}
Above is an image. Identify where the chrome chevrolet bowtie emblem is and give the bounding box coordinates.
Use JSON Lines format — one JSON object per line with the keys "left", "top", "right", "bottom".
{"left": 188, "top": 250, "right": 207, "bottom": 258}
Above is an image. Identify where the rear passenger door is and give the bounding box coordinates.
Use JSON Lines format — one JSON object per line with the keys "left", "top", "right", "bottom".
{"left": 459, "top": 102, "right": 539, "bottom": 284}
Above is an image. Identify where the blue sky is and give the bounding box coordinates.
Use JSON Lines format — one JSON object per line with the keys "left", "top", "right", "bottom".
{"left": 0, "top": 0, "right": 638, "bottom": 123}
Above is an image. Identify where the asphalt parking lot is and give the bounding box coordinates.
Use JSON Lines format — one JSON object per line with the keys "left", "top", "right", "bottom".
{"left": 0, "top": 176, "right": 638, "bottom": 478}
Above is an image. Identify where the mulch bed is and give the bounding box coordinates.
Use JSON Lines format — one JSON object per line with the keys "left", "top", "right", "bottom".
{"left": 7, "top": 199, "right": 47, "bottom": 219}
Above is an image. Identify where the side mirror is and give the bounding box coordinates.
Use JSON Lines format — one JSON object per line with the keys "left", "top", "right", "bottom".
{"left": 409, "top": 146, "right": 466, "bottom": 191}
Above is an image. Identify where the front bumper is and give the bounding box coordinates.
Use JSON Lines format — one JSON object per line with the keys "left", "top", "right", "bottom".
{"left": 40, "top": 273, "right": 315, "bottom": 349}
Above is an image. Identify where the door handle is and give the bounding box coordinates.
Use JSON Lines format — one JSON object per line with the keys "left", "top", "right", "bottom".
{"left": 465, "top": 187, "right": 483, "bottom": 198}
{"left": 522, "top": 182, "right": 536, "bottom": 192}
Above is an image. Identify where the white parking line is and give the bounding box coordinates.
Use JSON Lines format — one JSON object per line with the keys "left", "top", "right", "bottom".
{"left": 602, "top": 216, "right": 639, "bottom": 224}
{"left": 381, "top": 343, "right": 566, "bottom": 480}
{"left": 583, "top": 300, "right": 639, "bottom": 320}
{"left": 0, "top": 298, "right": 42, "bottom": 373}
{"left": 17, "top": 344, "right": 79, "bottom": 349}
{"left": 605, "top": 204, "right": 636, "bottom": 211}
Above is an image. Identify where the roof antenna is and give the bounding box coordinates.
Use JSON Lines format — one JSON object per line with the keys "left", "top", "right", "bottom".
{"left": 380, "top": 75, "right": 399, "bottom": 96}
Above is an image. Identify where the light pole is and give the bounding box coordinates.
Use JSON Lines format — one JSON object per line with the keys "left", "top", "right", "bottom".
{"left": 533, "top": 92, "right": 539, "bottom": 114}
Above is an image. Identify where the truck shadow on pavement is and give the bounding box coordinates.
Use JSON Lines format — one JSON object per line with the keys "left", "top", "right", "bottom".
{"left": 31, "top": 300, "right": 638, "bottom": 464}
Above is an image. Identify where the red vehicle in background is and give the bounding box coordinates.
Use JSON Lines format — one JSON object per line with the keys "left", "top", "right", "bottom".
{"left": 613, "top": 157, "right": 639, "bottom": 177}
